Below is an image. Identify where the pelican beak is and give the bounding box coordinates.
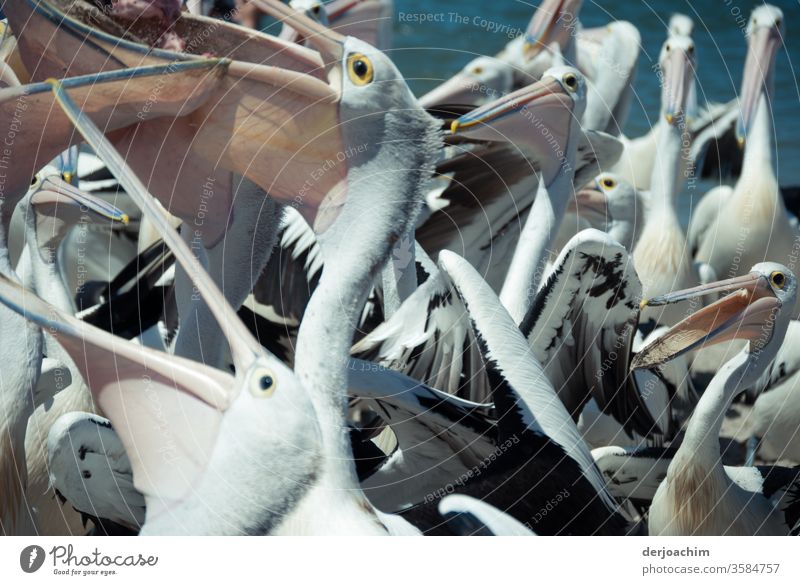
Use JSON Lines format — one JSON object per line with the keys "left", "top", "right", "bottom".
{"left": 32, "top": 174, "right": 129, "bottom": 226}
{"left": 523, "top": 0, "right": 581, "bottom": 60}
{"left": 253, "top": 0, "right": 345, "bottom": 68}
{"left": 419, "top": 72, "right": 499, "bottom": 109}
{"left": 662, "top": 45, "right": 693, "bottom": 125}
{"left": 632, "top": 272, "right": 781, "bottom": 370}
{"left": 571, "top": 182, "right": 609, "bottom": 225}
{"left": 737, "top": 23, "right": 782, "bottom": 145}
{"left": 450, "top": 76, "right": 574, "bottom": 184}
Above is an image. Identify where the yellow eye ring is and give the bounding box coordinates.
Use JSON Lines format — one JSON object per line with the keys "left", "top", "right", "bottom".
{"left": 563, "top": 72, "right": 578, "bottom": 92}
{"left": 601, "top": 177, "right": 616, "bottom": 190}
{"left": 250, "top": 367, "right": 277, "bottom": 398}
{"left": 472, "top": 66, "right": 484, "bottom": 75}
{"left": 347, "top": 53, "right": 374, "bottom": 86}
{"left": 770, "top": 271, "right": 786, "bottom": 289}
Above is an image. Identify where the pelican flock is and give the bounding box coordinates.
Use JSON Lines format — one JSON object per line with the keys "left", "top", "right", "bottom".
{"left": 0, "top": 0, "right": 799, "bottom": 538}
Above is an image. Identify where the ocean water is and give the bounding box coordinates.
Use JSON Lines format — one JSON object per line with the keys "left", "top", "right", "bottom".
{"left": 358, "top": 0, "right": 800, "bottom": 224}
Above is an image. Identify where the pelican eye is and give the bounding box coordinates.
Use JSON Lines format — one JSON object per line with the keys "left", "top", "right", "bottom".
{"left": 665, "top": 43, "right": 671, "bottom": 52}
{"left": 62, "top": 171, "right": 74, "bottom": 185}
{"left": 249, "top": 367, "right": 277, "bottom": 398}
{"left": 311, "top": 3, "right": 321, "bottom": 15}
{"left": 775, "top": 18, "right": 782, "bottom": 29}
{"left": 472, "top": 66, "right": 484, "bottom": 75}
{"left": 563, "top": 72, "right": 578, "bottom": 92}
{"left": 687, "top": 45, "right": 695, "bottom": 55}
{"left": 347, "top": 53, "right": 374, "bottom": 86}
{"left": 770, "top": 271, "right": 786, "bottom": 289}
{"left": 601, "top": 177, "right": 616, "bottom": 190}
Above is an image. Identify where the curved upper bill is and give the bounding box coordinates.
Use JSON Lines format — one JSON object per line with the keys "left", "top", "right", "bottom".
{"left": 449, "top": 77, "right": 575, "bottom": 184}
{"left": 632, "top": 273, "right": 780, "bottom": 370}
{"left": 737, "top": 23, "right": 782, "bottom": 144}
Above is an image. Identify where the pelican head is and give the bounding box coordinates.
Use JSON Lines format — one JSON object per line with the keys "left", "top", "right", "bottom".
{"left": 418, "top": 56, "right": 514, "bottom": 109}
{"left": 252, "top": 1, "right": 441, "bottom": 239}
{"left": 633, "top": 263, "right": 796, "bottom": 371}
{"left": 523, "top": 0, "right": 583, "bottom": 61}
{"left": 658, "top": 34, "right": 695, "bottom": 125}
{"left": 23, "top": 166, "right": 128, "bottom": 254}
{"left": 668, "top": 13, "right": 694, "bottom": 37}
{"left": 737, "top": 4, "right": 784, "bottom": 144}
{"left": 572, "top": 173, "right": 637, "bottom": 229}
{"left": 449, "top": 66, "right": 587, "bottom": 185}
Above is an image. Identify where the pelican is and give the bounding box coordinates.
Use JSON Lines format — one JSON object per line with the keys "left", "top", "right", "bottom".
{"left": 31, "top": 90, "right": 401, "bottom": 534}
{"left": 570, "top": 173, "right": 642, "bottom": 251}
{"left": 633, "top": 264, "right": 800, "bottom": 535}
{"left": 632, "top": 34, "right": 702, "bottom": 326}
{"left": 17, "top": 170, "right": 129, "bottom": 535}
{"left": 417, "top": 69, "right": 622, "bottom": 296}
{"left": 688, "top": 6, "right": 798, "bottom": 316}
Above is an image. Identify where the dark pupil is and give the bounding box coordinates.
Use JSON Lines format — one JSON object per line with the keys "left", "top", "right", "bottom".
{"left": 774, "top": 274, "right": 784, "bottom": 285}
{"left": 259, "top": 375, "right": 273, "bottom": 390}
{"left": 604, "top": 180, "right": 612, "bottom": 187}
{"left": 566, "top": 76, "right": 576, "bottom": 87}
{"left": 354, "top": 60, "right": 369, "bottom": 77}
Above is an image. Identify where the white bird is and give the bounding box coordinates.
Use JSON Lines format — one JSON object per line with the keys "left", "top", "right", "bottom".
{"left": 632, "top": 34, "right": 702, "bottom": 326}
{"left": 417, "top": 68, "right": 622, "bottom": 297}
{"left": 17, "top": 168, "right": 129, "bottom": 535}
{"left": 633, "top": 264, "right": 800, "bottom": 535}
{"left": 688, "top": 6, "right": 798, "bottom": 316}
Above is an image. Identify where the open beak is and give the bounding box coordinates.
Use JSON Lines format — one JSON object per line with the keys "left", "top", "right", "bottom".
{"left": 737, "top": 24, "right": 782, "bottom": 145}
{"left": 570, "top": 182, "right": 609, "bottom": 225}
{"left": 632, "top": 272, "right": 781, "bottom": 370}
{"left": 449, "top": 76, "right": 574, "bottom": 183}
{"left": 523, "top": 0, "right": 580, "bottom": 61}
{"left": 662, "top": 46, "right": 693, "bottom": 125}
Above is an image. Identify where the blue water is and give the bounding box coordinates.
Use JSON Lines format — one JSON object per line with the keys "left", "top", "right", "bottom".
{"left": 380, "top": 0, "right": 800, "bottom": 222}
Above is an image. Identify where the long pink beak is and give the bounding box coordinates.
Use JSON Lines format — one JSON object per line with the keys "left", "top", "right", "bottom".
{"left": 737, "top": 24, "right": 782, "bottom": 144}
{"left": 661, "top": 45, "right": 693, "bottom": 125}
